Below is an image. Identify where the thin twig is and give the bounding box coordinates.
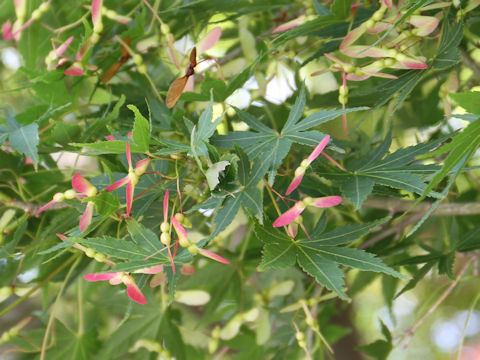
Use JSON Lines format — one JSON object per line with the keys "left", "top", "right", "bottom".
{"left": 363, "top": 198, "right": 480, "bottom": 216}
{"left": 402, "top": 256, "right": 475, "bottom": 348}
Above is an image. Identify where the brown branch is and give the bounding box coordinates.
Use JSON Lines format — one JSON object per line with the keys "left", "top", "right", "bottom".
{"left": 363, "top": 198, "right": 480, "bottom": 216}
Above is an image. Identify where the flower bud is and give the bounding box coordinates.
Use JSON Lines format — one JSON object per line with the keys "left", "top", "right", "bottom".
{"left": 93, "top": 21, "right": 103, "bottom": 34}
{"left": 187, "top": 244, "right": 199, "bottom": 255}
{"left": 295, "top": 331, "right": 305, "bottom": 342}
{"left": 344, "top": 64, "right": 355, "bottom": 73}
{"left": 160, "top": 232, "right": 170, "bottom": 245}
{"left": 31, "top": 9, "right": 42, "bottom": 21}
{"left": 384, "top": 58, "right": 395, "bottom": 67}
{"left": 307, "top": 298, "right": 318, "bottom": 307}
{"left": 294, "top": 167, "right": 305, "bottom": 178}
{"left": 90, "top": 32, "right": 100, "bottom": 44}
{"left": 372, "top": 9, "right": 385, "bottom": 22}
{"left": 160, "top": 222, "right": 170, "bottom": 233}
{"left": 64, "top": 189, "right": 77, "bottom": 199}
{"left": 175, "top": 213, "right": 192, "bottom": 228}
{"left": 160, "top": 23, "right": 171, "bottom": 35}
{"left": 300, "top": 159, "right": 310, "bottom": 168}
{"left": 365, "top": 19, "right": 376, "bottom": 29}
{"left": 306, "top": 316, "right": 316, "bottom": 328}
{"left": 302, "top": 197, "right": 314, "bottom": 207}
{"left": 53, "top": 192, "right": 65, "bottom": 202}
{"left": 105, "top": 9, "right": 116, "bottom": 18}
{"left": 38, "top": 2, "right": 51, "bottom": 13}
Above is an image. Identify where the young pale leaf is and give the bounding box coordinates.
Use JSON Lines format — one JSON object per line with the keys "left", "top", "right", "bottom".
{"left": 128, "top": 104, "right": 150, "bottom": 153}
{"left": 206, "top": 161, "right": 230, "bottom": 190}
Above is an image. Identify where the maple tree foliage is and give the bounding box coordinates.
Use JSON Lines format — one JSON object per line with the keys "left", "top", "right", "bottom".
{"left": 1, "top": 0, "right": 480, "bottom": 359}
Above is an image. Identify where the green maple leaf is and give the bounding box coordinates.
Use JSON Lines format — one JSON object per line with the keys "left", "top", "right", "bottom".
{"left": 316, "top": 133, "right": 443, "bottom": 209}
{"left": 254, "top": 217, "right": 404, "bottom": 300}
{"left": 212, "top": 84, "right": 366, "bottom": 183}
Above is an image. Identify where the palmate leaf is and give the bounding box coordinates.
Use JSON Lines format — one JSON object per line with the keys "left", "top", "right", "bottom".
{"left": 207, "top": 153, "right": 270, "bottom": 239}
{"left": 316, "top": 136, "right": 445, "bottom": 209}
{"left": 208, "top": 155, "right": 269, "bottom": 238}
{"left": 254, "top": 218, "right": 403, "bottom": 300}
{"left": 212, "top": 85, "right": 366, "bottom": 183}
{"left": 75, "top": 236, "right": 152, "bottom": 260}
